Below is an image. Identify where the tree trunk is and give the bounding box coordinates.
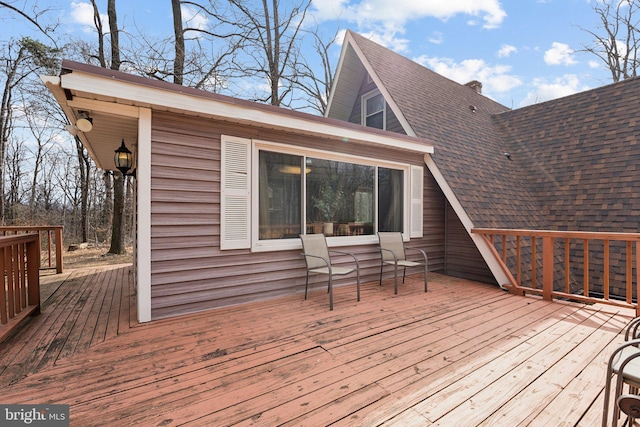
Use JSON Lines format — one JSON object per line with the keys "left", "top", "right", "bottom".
{"left": 172, "top": 0, "right": 185, "bottom": 85}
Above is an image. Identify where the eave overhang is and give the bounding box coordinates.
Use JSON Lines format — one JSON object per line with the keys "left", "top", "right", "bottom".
{"left": 43, "top": 60, "right": 434, "bottom": 171}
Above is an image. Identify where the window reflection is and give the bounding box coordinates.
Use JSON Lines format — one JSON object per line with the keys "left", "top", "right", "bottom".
{"left": 257, "top": 149, "right": 404, "bottom": 240}
{"left": 258, "top": 151, "right": 302, "bottom": 239}
{"left": 306, "top": 158, "right": 374, "bottom": 236}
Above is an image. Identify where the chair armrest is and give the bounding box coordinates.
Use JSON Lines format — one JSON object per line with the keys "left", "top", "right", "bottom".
{"left": 329, "top": 250, "right": 360, "bottom": 269}
{"left": 379, "top": 247, "right": 398, "bottom": 262}
{"left": 405, "top": 247, "right": 428, "bottom": 263}
{"left": 626, "top": 318, "right": 640, "bottom": 340}
{"left": 608, "top": 338, "right": 640, "bottom": 370}
{"left": 301, "top": 253, "right": 331, "bottom": 267}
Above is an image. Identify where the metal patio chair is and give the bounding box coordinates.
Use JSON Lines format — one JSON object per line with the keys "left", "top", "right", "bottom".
{"left": 300, "top": 234, "right": 360, "bottom": 310}
{"left": 602, "top": 318, "right": 640, "bottom": 426}
{"left": 377, "top": 232, "right": 428, "bottom": 295}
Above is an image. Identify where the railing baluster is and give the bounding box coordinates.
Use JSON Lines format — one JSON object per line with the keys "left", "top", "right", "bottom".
{"left": 516, "top": 235, "right": 521, "bottom": 285}
{"left": 565, "top": 238, "right": 570, "bottom": 293}
{"left": 0, "top": 247, "right": 6, "bottom": 324}
{"left": 604, "top": 239, "right": 610, "bottom": 300}
{"left": 531, "top": 236, "right": 537, "bottom": 289}
{"left": 542, "top": 236, "right": 553, "bottom": 301}
{"left": 627, "top": 241, "right": 633, "bottom": 304}
{"left": 5, "top": 246, "right": 15, "bottom": 319}
{"left": 584, "top": 239, "right": 589, "bottom": 298}
{"left": 502, "top": 234, "right": 507, "bottom": 262}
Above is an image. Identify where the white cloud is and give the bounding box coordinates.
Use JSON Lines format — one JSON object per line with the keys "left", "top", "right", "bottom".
{"left": 544, "top": 42, "right": 576, "bottom": 66}
{"left": 588, "top": 60, "right": 600, "bottom": 69}
{"left": 498, "top": 44, "right": 517, "bottom": 58}
{"left": 70, "top": 2, "right": 109, "bottom": 33}
{"left": 182, "top": 4, "right": 209, "bottom": 35}
{"left": 519, "top": 74, "right": 590, "bottom": 106}
{"left": 311, "top": 0, "right": 507, "bottom": 31}
{"left": 414, "top": 55, "right": 522, "bottom": 95}
{"left": 355, "top": 30, "right": 411, "bottom": 52}
{"left": 429, "top": 31, "right": 444, "bottom": 45}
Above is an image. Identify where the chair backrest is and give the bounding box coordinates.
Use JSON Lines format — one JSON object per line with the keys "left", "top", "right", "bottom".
{"left": 378, "top": 232, "right": 406, "bottom": 261}
{"left": 300, "top": 234, "right": 331, "bottom": 269}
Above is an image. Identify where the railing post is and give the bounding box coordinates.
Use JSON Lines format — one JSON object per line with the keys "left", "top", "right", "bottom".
{"left": 542, "top": 236, "right": 553, "bottom": 301}
{"left": 26, "top": 237, "right": 40, "bottom": 315}
{"left": 55, "top": 227, "right": 63, "bottom": 274}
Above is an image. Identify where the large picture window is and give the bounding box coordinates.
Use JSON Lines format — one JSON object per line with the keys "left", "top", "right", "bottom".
{"left": 257, "top": 147, "right": 406, "bottom": 241}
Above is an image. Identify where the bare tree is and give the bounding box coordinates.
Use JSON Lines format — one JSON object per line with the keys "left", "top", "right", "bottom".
{"left": 580, "top": 0, "right": 640, "bottom": 81}
{"left": 212, "top": 0, "right": 312, "bottom": 107}
{"left": 172, "top": 0, "right": 186, "bottom": 85}
{"left": 0, "top": 37, "right": 59, "bottom": 221}
{"left": 292, "top": 26, "right": 338, "bottom": 114}
{"left": 0, "top": 1, "right": 58, "bottom": 43}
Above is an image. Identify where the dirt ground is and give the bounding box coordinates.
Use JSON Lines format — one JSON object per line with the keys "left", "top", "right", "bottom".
{"left": 61, "top": 244, "right": 133, "bottom": 269}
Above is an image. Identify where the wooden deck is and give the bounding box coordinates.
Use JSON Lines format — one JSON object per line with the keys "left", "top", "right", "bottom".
{"left": 0, "top": 264, "right": 635, "bottom": 426}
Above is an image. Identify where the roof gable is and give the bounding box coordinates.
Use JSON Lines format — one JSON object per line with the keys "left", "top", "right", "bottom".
{"left": 330, "top": 31, "right": 550, "bottom": 229}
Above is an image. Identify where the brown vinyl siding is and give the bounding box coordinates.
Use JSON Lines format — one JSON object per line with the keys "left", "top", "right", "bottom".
{"left": 149, "top": 112, "right": 440, "bottom": 319}
{"left": 444, "top": 202, "right": 497, "bottom": 284}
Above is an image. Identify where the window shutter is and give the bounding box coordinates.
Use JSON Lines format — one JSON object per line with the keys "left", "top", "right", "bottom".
{"left": 410, "top": 165, "right": 424, "bottom": 238}
{"left": 220, "top": 136, "right": 251, "bottom": 250}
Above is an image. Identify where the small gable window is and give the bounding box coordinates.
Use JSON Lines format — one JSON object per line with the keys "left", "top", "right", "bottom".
{"left": 362, "top": 90, "right": 385, "bottom": 130}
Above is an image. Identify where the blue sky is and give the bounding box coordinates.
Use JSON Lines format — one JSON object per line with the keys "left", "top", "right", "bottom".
{"left": 3, "top": 0, "right": 613, "bottom": 109}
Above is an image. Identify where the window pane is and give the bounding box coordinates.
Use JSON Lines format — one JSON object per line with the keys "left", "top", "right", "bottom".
{"left": 366, "top": 93, "right": 384, "bottom": 114}
{"left": 258, "top": 151, "right": 302, "bottom": 239}
{"left": 366, "top": 111, "right": 384, "bottom": 129}
{"left": 306, "top": 158, "right": 374, "bottom": 236}
{"left": 365, "top": 93, "right": 385, "bottom": 129}
{"left": 378, "top": 167, "right": 403, "bottom": 232}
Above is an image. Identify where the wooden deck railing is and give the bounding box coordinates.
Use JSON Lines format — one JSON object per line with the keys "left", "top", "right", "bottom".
{"left": 472, "top": 228, "right": 640, "bottom": 316}
{"left": 0, "top": 233, "right": 41, "bottom": 342}
{"left": 0, "top": 226, "right": 63, "bottom": 274}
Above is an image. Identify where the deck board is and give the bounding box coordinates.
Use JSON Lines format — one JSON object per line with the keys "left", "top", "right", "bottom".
{"left": 0, "top": 265, "right": 635, "bottom": 426}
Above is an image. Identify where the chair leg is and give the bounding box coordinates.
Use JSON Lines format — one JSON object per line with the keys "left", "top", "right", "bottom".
{"left": 603, "top": 370, "right": 615, "bottom": 427}
{"left": 379, "top": 262, "right": 384, "bottom": 286}
{"left": 305, "top": 271, "right": 310, "bottom": 300}
{"left": 613, "top": 374, "right": 627, "bottom": 427}
{"left": 402, "top": 267, "right": 406, "bottom": 284}
{"left": 393, "top": 262, "right": 398, "bottom": 294}
{"left": 328, "top": 276, "right": 333, "bottom": 311}
{"left": 424, "top": 263, "right": 428, "bottom": 292}
{"left": 356, "top": 269, "right": 361, "bottom": 302}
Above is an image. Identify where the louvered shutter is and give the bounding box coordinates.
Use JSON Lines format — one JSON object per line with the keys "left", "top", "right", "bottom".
{"left": 410, "top": 165, "right": 424, "bottom": 238}
{"left": 220, "top": 136, "right": 251, "bottom": 250}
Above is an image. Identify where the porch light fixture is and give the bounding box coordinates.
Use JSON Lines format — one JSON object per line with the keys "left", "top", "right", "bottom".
{"left": 114, "top": 139, "right": 136, "bottom": 178}
{"left": 75, "top": 111, "right": 93, "bottom": 132}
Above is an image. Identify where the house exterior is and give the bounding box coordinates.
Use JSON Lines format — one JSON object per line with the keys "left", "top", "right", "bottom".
{"left": 43, "top": 31, "right": 640, "bottom": 322}
{"left": 328, "top": 31, "right": 640, "bottom": 296}
{"left": 43, "top": 59, "right": 436, "bottom": 322}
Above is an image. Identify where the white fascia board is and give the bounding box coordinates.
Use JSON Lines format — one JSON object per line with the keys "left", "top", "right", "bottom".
{"left": 423, "top": 154, "right": 510, "bottom": 288}
{"left": 60, "top": 72, "right": 433, "bottom": 155}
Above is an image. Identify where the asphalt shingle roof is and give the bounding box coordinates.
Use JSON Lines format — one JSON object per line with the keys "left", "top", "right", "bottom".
{"left": 346, "top": 31, "right": 640, "bottom": 233}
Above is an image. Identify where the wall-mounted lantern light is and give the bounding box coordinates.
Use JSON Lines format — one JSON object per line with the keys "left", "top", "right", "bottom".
{"left": 114, "top": 139, "right": 136, "bottom": 178}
